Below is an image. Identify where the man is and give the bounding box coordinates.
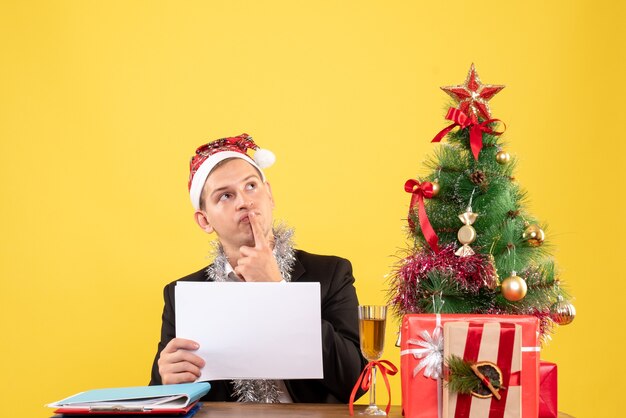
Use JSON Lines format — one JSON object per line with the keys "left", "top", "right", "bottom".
{"left": 149, "top": 134, "right": 367, "bottom": 403}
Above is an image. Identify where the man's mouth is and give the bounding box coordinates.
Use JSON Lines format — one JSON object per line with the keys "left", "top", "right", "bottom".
{"left": 239, "top": 212, "right": 256, "bottom": 224}
{"left": 239, "top": 211, "right": 262, "bottom": 224}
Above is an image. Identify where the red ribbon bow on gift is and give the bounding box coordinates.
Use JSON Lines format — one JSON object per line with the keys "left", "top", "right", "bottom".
{"left": 349, "top": 360, "right": 398, "bottom": 416}
{"left": 404, "top": 179, "right": 439, "bottom": 253}
{"left": 432, "top": 107, "right": 505, "bottom": 160}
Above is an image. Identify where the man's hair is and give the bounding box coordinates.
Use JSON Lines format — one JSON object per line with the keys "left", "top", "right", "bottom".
{"left": 198, "top": 157, "right": 265, "bottom": 211}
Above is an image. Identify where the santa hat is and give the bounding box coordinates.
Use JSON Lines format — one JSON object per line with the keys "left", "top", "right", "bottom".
{"left": 188, "top": 133, "right": 275, "bottom": 210}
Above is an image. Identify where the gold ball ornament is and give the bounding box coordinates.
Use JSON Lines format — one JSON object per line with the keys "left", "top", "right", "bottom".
{"left": 431, "top": 179, "right": 440, "bottom": 197}
{"left": 551, "top": 299, "right": 576, "bottom": 325}
{"left": 500, "top": 272, "right": 527, "bottom": 301}
{"left": 495, "top": 150, "right": 510, "bottom": 165}
{"left": 523, "top": 224, "right": 545, "bottom": 247}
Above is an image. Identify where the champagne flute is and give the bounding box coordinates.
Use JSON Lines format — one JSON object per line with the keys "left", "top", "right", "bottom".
{"left": 358, "top": 305, "right": 387, "bottom": 416}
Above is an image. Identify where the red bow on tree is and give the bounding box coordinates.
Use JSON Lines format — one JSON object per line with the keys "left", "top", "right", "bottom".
{"left": 432, "top": 107, "right": 505, "bottom": 160}
{"left": 405, "top": 179, "right": 439, "bottom": 253}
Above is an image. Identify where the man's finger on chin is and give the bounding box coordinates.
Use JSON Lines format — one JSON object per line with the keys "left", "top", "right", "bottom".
{"left": 248, "top": 212, "right": 267, "bottom": 248}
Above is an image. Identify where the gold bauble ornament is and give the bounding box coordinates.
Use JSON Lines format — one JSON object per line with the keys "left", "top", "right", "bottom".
{"left": 431, "top": 179, "right": 440, "bottom": 197}
{"left": 523, "top": 224, "right": 545, "bottom": 247}
{"left": 500, "top": 271, "right": 527, "bottom": 301}
{"left": 551, "top": 297, "right": 576, "bottom": 325}
{"left": 495, "top": 150, "right": 510, "bottom": 165}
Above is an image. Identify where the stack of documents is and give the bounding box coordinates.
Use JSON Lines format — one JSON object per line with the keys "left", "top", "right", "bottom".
{"left": 47, "top": 382, "right": 210, "bottom": 416}
{"left": 48, "top": 282, "right": 323, "bottom": 416}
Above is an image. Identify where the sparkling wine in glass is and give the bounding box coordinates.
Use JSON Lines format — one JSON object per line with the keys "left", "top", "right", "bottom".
{"left": 358, "top": 305, "right": 387, "bottom": 416}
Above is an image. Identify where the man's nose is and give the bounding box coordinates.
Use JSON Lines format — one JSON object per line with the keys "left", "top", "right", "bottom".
{"left": 235, "top": 194, "right": 253, "bottom": 210}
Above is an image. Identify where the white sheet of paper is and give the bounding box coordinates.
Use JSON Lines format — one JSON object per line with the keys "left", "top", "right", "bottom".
{"left": 175, "top": 282, "right": 323, "bottom": 381}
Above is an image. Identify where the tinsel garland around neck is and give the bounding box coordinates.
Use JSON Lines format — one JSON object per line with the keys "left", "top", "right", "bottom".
{"left": 205, "top": 223, "right": 296, "bottom": 403}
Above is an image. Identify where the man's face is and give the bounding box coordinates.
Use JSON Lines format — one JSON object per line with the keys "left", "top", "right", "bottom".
{"left": 195, "top": 158, "right": 274, "bottom": 251}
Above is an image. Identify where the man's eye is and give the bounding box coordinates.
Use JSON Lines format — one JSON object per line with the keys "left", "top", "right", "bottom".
{"left": 219, "top": 193, "right": 232, "bottom": 201}
{"left": 245, "top": 182, "right": 257, "bottom": 190}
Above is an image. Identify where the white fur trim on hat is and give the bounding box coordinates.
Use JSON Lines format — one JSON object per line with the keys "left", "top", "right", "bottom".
{"left": 189, "top": 151, "right": 266, "bottom": 210}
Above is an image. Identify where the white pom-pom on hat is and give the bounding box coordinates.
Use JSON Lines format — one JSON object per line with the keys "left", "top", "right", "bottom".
{"left": 253, "top": 148, "right": 276, "bottom": 169}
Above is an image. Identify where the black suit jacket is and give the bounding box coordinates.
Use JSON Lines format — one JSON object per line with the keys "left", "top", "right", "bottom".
{"left": 149, "top": 250, "right": 367, "bottom": 403}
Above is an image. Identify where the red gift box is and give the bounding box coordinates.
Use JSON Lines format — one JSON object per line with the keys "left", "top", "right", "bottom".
{"left": 538, "top": 361, "right": 558, "bottom": 418}
{"left": 400, "top": 314, "right": 540, "bottom": 418}
{"left": 443, "top": 321, "right": 522, "bottom": 418}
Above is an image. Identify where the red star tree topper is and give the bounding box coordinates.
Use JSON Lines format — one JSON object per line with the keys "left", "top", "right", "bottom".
{"left": 441, "top": 63, "right": 505, "bottom": 120}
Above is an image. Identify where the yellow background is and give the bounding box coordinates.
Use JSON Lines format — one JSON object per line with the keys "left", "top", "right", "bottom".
{"left": 1, "top": 1, "right": 624, "bottom": 416}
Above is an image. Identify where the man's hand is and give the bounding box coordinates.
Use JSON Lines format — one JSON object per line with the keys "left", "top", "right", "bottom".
{"left": 158, "top": 338, "right": 205, "bottom": 384}
{"left": 235, "top": 212, "right": 282, "bottom": 282}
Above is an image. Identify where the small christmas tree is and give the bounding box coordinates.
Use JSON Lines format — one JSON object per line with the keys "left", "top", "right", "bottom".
{"left": 389, "top": 64, "right": 575, "bottom": 340}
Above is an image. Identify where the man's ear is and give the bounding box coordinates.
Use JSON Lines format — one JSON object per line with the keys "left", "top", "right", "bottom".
{"left": 194, "top": 210, "right": 214, "bottom": 234}
{"left": 265, "top": 181, "right": 275, "bottom": 208}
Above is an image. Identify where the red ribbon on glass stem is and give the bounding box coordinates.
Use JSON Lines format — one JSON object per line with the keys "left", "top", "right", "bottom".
{"left": 349, "top": 360, "right": 398, "bottom": 416}
{"left": 404, "top": 179, "right": 439, "bottom": 253}
{"left": 432, "top": 107, "right": 505, "bottom": 160}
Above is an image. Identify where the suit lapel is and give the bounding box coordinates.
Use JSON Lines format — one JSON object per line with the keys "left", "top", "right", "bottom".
{"left": 290, "top": 250, "right": 305, "bottom": 282}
